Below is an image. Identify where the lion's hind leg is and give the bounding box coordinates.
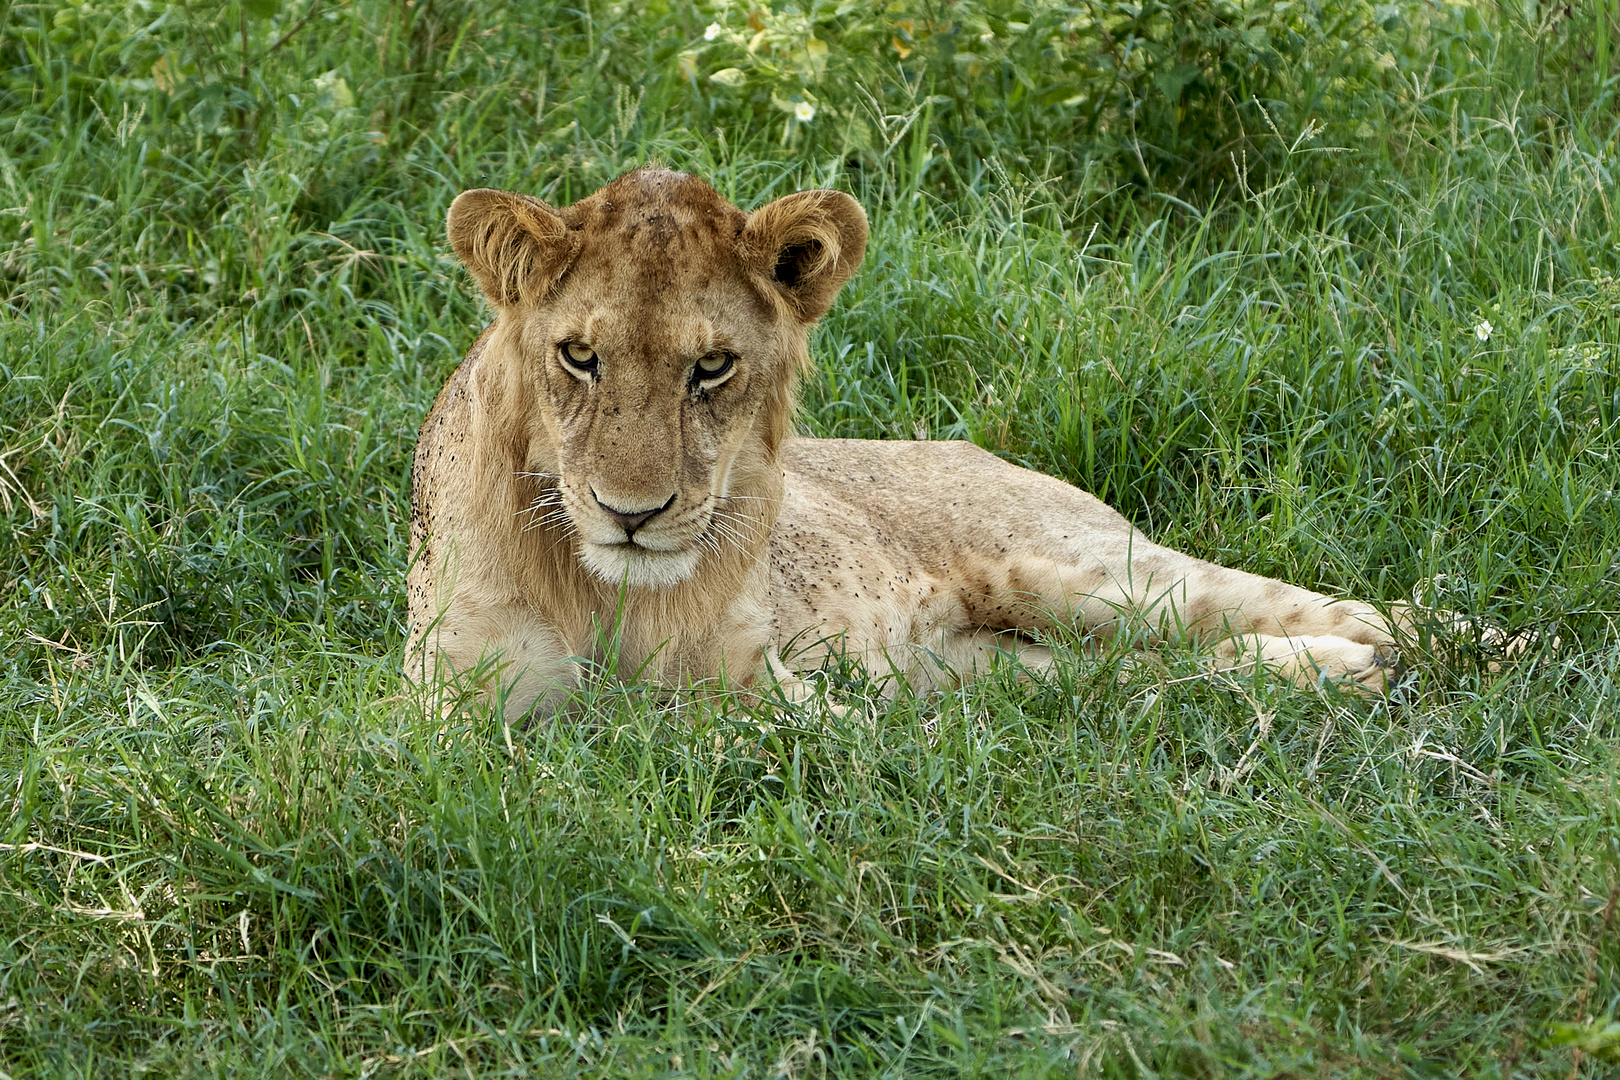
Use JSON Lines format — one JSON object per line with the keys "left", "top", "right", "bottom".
{"left": 905, "top": 589, "right": 1058, "bottom": 691}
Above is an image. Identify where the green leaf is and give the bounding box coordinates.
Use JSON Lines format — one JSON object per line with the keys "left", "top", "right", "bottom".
{"left": 1153, "top": 62, "right": 1202, "bottom": 102}
{"left": 1547, "top": 1019, "right": 1620, "bottom": 1062}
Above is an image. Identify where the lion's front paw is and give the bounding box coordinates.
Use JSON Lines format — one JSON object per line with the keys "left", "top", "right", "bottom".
{"left": 1291, "top": 637, "right": 1406, "bottom": 694}
{"left": 1217, "top": 633, "right": 1404, "bottom": 694}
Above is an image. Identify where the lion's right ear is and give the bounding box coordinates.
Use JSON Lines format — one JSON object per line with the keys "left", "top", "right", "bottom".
{"left": 446, "top": 189, "right": 577, "bottom": 308}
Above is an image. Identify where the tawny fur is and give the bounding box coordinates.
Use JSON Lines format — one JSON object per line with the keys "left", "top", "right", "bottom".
{"left": 407, "top": 167, "right": 1421, "bottom": 716}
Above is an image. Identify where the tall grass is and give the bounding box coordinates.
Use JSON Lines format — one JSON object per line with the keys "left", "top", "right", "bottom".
{"left": 2, "top": 0, "right": 1618, "bottom": 1075}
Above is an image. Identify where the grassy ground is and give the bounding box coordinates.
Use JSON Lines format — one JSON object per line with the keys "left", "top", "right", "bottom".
{"left": 2, "top": 1, "right": 1619, "bottom": 1075}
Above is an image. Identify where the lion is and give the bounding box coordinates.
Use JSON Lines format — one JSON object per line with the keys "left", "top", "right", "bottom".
{"left": 405, "top": 166, "right": 1450, "bottom": 717}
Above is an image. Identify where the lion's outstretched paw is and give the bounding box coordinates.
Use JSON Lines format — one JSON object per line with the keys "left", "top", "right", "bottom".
{"left": 1473, "top": 623, "right": 1557, "bottom": 667}
{"left": 1360, "top": 643, "right": 1407, "bottom": 691}
{"left": 1297, "top": 638, "right": 1406, "bottom": 695}
{"left": 1218, "top": 633, "right": 1404, "bottom": 695}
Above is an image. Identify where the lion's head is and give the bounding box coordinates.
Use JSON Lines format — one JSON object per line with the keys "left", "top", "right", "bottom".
{"left": 446, "top": 168, "right": 867, "bottom": 589}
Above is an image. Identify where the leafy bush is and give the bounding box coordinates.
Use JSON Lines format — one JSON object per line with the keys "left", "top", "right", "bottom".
{"left": 674, "top": 0, "right": 1415, "bottom": 192}
{"left": 668, "top": 0, "right": 1616, "bottom": 197}
{"left": 0, "top": 0, "right": 1597, "bottom": 209}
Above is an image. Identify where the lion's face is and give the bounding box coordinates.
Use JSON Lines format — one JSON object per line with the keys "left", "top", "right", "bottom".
{"left": 531, "top": 245, "right": 797, "bottom": 588}
{"left": 446, "top": 169, "right": 867, "bottom": 588}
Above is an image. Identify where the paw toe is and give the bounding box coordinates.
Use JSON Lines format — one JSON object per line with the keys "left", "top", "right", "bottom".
{"left": 1371, "top": 644, "right": 1404, "bottom": 677}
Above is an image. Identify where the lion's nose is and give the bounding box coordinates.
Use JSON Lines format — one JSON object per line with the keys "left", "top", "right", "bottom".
{"left": 592, "top": 489, "right": 677, "bottom": 536}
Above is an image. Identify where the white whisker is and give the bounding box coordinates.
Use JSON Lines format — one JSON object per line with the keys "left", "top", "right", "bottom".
{"left": 713, "top": 507, "right": 768, "bottom": 545}
{"left": 711, "top": 514, "right": 750, "bottom": 542}
{"left": 524, "top": 504, "right": 577, "bottom": 534}
{"left": 516, "top": 494, "right": 563, "bottom": 519}
{"left": 707, "top": 512, "right": 765, "bottom": 559}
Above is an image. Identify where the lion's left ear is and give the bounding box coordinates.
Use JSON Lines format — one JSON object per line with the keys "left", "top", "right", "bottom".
{"left": 741, "top": 190, "right": 868, "bottom": 322}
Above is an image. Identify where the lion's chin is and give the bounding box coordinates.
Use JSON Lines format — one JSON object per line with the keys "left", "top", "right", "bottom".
{"left": 579, "top": 542, "right": 703, "bottom": 590}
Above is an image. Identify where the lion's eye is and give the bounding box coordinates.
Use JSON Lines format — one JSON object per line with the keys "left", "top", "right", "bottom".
{"left": 559, "top": 342, "right": 598, "bottom": 378}
{"left": 693, "top": 352, "right": 735, "bottom": 381}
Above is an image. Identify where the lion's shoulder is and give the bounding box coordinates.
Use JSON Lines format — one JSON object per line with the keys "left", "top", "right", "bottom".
{"left": 409, "top": 325, "right": 495, "bottom": 548}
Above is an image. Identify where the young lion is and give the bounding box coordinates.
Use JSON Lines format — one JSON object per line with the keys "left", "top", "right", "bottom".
{"left": 407, "top": 167, "right": 1422, "bottom": 716}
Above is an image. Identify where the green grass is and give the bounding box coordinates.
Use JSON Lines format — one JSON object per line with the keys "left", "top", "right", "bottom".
{"left": 2, "top": 0, "right": 1619, "bottom": 1075}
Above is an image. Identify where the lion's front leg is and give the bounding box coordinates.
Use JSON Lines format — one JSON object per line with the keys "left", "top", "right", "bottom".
{"left": 1153, "top": 557, "right": 1398, "bottom": 644}
{"left": 406, "top": 602, "right": 581, "bottom": 719}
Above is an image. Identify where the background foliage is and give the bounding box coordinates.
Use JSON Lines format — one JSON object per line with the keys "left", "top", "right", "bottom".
{"left": 2, "top": 0, "right": 1620, "bottom": 1075}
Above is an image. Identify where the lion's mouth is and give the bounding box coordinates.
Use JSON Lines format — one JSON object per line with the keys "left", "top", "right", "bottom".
{"left": 577, "top": 535, "right": 703, "bottom": 589}
{"left": 613, "top": 530, "right": 695, "bottom": 554}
